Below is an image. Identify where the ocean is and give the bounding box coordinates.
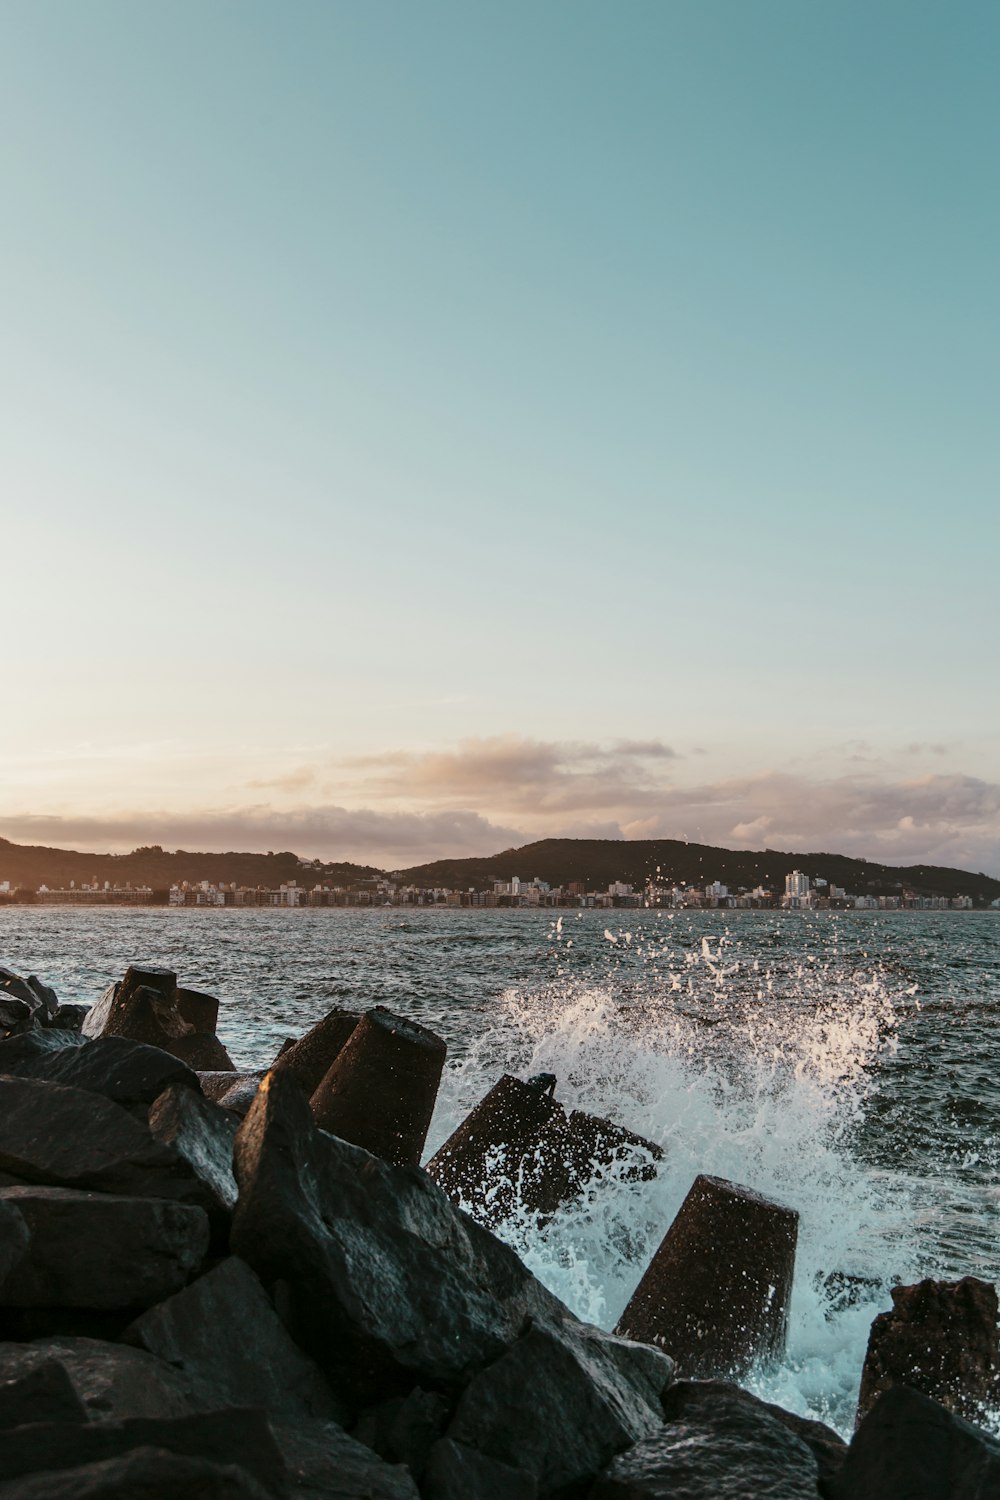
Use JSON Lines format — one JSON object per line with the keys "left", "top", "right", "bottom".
{"left": 2, "top": 905, "right": 998, "bottom": 1437}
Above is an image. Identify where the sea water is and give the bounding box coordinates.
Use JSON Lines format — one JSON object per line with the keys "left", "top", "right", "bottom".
{"left": 2, "top": 905, "right": 998, "bottom": 1436}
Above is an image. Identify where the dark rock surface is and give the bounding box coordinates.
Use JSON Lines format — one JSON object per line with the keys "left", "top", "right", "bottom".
{"left": 829, "top": 1382, "right": 1000, "bottom": 1499}
{"left": 0, "top": 1358, "right": 87, "bottom": 1428}
{"left": 426, "top": 1074, "right": 564, "bottom": 1224}
{"left": 423, "top": 1437, "right": 538, "bottom": 1499}
{"left": 272, "top": 1008, "right": 360, "bottom": 1096}
{"left": 269, "top": 1415, "right": 420, "bottom": 1500}
{"left": 856, "top": 1276, "right": 1000, "bottom": 1424}
{"left": 232, "top": 1068, "right": 568, "bottom": 1403}
{"left": 0, "top": 1200, "right": 30, "bottom": 1285}
{"left": 217, "top": 1075, "right": 266, "bottom": 1116}
{"left": 660, "top": 1379, "right": 846, "bottom": 1490}
{"left": 0, "top": 1031, "right": 198, "bottom": 1110}
{"left": 147, "top": 1083, "right": 238, "bottom": 1218}
{"left": 590, "top": 1382, "right": 821, "bottom": 1499}
{"left": 615, "top": 1173, "right": 798, "bottom": 1379}
{"left": 354, "top": 1385, "right": 450, "bottom": 1478}
{"left": 200, "top": 1071, "right": 264, "bottom": 1104}
{"left": 48, "top": 1004, "right": 90, "bottom": 1032}
{"left": 447, "top": 1321, "right": 672, "bottom": 1498}
{"left": 0, "top": 1186, "right": 209, "bottom": 1309}
{"left": 175, "top": 988, "right": 221, "bottom": 1035}
{"left": 0, "top": 1447, "right": 274, "bottom": 1500}
{"left": 125, "top": 1257, "right": 344, "bottom": 1421}
{"left": 0, "top": 1336, "right": 203, "bottom": 1420}
{"left": 310, "top": 1006, "right": 446, "bottom": 1167}
{"left": 170, "top": 1032, "right": 238, "bottom": 1071}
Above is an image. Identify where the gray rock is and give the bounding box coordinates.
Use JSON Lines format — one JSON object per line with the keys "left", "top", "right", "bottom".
{"left": 125, "top": 1257, "right": 343, "bottom": 1421}
{"left": 660, "top": 1380, "right": 846, "bottom": 1491}
{"left": 46, "top": 1005, "right": 89, "bottom": 1032}
{"left": 0, "top": 1186, "right": 209, "bottom": 1310}
{"left": 423, "top": 1438, "right": 537, "bottom": 1499}
{"left": 231, "top": 1068, "right": 569, "bottom": 1403}
{"left": 828, "top": 1382, "right": 1000, "bottom": 1499}
{"left": 80, "top": 984, "right": 120, "bottom": 1040}
{"left": 148, "top": 1084, "right": 238, "bottom": 1218}
{"left": 447, "top": 1322, "right": 672, "bottom": 1497}
{"left": 0, "top": 1359, "right": 86, "bottom": 1427}
{"left": 0, "top": 1336, "right": 202, "bottom": 1421}
{"left": 268, "top": 1415, "right": 419, "bottom": 1500}
{"left": 0, "top": 970, "right": 41, "bottom": 1013}
{"left": 0, "top": 1448, "right": 274, "bottom": 1500}
{"left": 0, "top": 1032, "right": 198, "bottom": 1110}
{"left": 591, "top": 1383, "right": 821, "bottom": 1499}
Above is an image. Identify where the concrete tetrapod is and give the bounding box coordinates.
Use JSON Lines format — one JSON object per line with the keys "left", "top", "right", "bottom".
{"left": 424, "top": 1074, "right": 564, "bottom": 1224}
{"left": 615, "top": 1173, "right": 798, "bottom": 1379}
{"left": 310, "top": 1006, "right": 446, "bottom": 1167}
{"left": 272, "top": 1008, "right": 360, "bottom": 1096}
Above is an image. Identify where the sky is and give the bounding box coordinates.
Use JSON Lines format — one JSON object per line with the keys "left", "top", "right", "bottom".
{"left": 1, "top": 1, "right": 998, "bottom": 873}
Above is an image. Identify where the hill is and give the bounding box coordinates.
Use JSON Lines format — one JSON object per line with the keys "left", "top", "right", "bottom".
{"left": 393, "top": 837, "right": 1000, "bottom": 903}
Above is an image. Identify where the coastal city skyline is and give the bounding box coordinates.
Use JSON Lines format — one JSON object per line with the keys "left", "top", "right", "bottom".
{"left": 3, "top": 3, "right": 998, "bottom": 872}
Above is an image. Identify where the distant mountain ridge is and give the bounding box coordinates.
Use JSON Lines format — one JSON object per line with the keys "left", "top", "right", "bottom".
{"left": 393, "top": 837, "right": 1000, "bottom": 903}
{"left": 0, "top": 832, "right": 997, "bottom": 904}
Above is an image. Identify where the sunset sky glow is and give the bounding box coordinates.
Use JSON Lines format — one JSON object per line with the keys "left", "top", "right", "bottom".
{"left": 2, "top": 1, "right": 998, "bottom": 871}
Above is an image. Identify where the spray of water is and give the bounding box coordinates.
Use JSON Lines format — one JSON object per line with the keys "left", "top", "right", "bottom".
{"left": 425, "top": 917, "right": 920, "bottom": 1436}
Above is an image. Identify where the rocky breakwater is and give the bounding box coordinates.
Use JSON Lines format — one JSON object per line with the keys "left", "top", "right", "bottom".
{"left": 0, "top": 961, "right": 994, "bottom": 1497}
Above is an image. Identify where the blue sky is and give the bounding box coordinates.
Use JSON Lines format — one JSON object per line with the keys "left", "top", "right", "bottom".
{"left": 2, "top": 2, "right": 998, "bottom": 870}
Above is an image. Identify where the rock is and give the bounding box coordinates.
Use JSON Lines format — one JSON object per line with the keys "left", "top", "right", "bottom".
{"left": 310, "top": 1007, "right": 446, "bottom": 1168}
{"left": 829, "top": 1382, "right": 1000, "bottom": 1499}
{"left": 272, "top": 1009, "right": 360, "bottom": 1097}
{"left": 0, "top": 1409, "right": 286, "bottom": 1494}
{"left": 200, "top": 1071, "right": 264, "bottom": 1103}
{"left": 175, "top": 988, "right": 221, "bottom": 1034}
{"left": 84, "top": 967, "right": 181, "bottom": 1043}
{"left": 447, "top": 1321, "right": 672, "bottom": 1498}
{"left": 353, "top": 1386, "right": 449, "bottom": 1478}
{"left": 0, "top": 1186, "right": 209, "bottom": 1310}
{"left": 590, "top": 1385, "right": 821, "bottom": 1500}
{"left": 0, "top": 1075, "right": 224, "bottom": 1209}
{"left": 124, "top": 1257, "right": 343, "bottom": 1421}
{"left": 0, "top": 970, "right": 41, "bottom": 1013}
{"left": 268, "top": 1415, "right": 420, "bottom": 1500}
{"left": 170, "top": 1033, "right": 238, "bottom": 1071}
{"left": 615, "top": 1174, "right": 798, "bottom": 1379}
{"left": 147, "top": 1084, "right": 238, "bottom": 1219}
{"left": 0, "top": 1359, "right": 87, "bottom": 1427}
{"left": 423, "top": 1438, "right": 537, "bottom": 1499}
{"left": 0, "top": 998, "right": 34, "bottom": 1035}
{"left": 0, "top": 1200, "right": 30, "bottom": 1284}
{"left": 80, "top": 984, "right": 119, "bottom": 1040}
{"left": 218, "top": 1076, "right": 267, "bottom": 1116}
{"left": 46, "top": 1005, "right": 89, "bottom": 1032}
{"left": 231, "top": 1068, "right": 568, "bottom": 1404}
{"left": 0, "top": 1447, "right": 274, "bottom": 1500}
{"left": 856, "top": 1276, "right": 1000, "bottom": 1425}
{"left": 660, "top": 1380, "right": 846, "bottom": 1491}
{"left": 425, "top": 1074, "right": 564, "bottom": 1223}
{"left": 0, "top": 1032, "right": 199, "bottom": 1110}
{"left": 25, "top": 977, "right": 59, "bottom": 1021}
{"left": 0, "top": 1336, "right": 202, "bottom": 1420}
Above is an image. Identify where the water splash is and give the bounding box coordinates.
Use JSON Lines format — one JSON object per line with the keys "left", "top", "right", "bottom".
{"left": 426, "top": 918, "right": 914, "bottom": 1435}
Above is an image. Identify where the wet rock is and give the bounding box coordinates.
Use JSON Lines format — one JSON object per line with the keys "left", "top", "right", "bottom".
{"left": 526, "top": 1110, "right": 662, "bottom": 1218}
{"left": 0, "top": 998, "right": 34, "bottom": 1035}
{"left": 80, "top": 984, "right": 119, "bottom": 1040}
{"left": 0, "top": 1358, "right": 86, "bottom": 1428}
{"left": 0, "top": 1336, "right": 202, "bottom": 1421}
{"left": 856, "top": 1275, "right": 1000, "bottom": 1425}
{"left": 200, "top": 1071, "right": 263, "bottom": 1104}
{"left": 590, "top": 1386, "right": 821, "bottom": 1500}
{"left": 615, "top": 1174, "right": 798, "bottom": 1379}
{"left": 0, "top": 1447, "right": 274, "bottom": 1500}
{"left": 0, "top": 1032, "right": 198, "bottom": 1110}
{"left": 125, "top": 1257, "right": 343, "bottom": 1421}
{"left": 148, "top": 1084, "right": 238, "bottom": 1219}
{"left": 84, "top": 967, "right": 181, "bottom": 1043}
{"left": 46, "top": 1005, "right": 89, "bottom": 1032}
{"left": 353, "top": 1386, "right": 449, "bottom": 1478}
{"left": 218, "top": 1075, "right": 267, "bottom": 1116}
{"left": 231, "top": 1069, "right": 567, "bottom": 1403}
{"left": 311, "top": 1007, "right": 446, "bottom": 1167}
{"left": 829, "top": 1382, "right": 1000, "bottom": 1499}
{"left": 0, "top": 970, "right": 41, "bottom": 1013}
{"left": 170, "top": 1033, "right": 238, "bottom": 1071}
{"left": 0, "top": 1186, "right": 209, "bottom": 1310}
{"left": 447, "top": 1322, "right": 673, "bottom": 1498}
{"left": 660, "top": 1380, "right": 846, "bottom": 1492}
{"left": 268, "top": 1415, "right": 419, "bottom": 1500}
{"left": 272, "top": 1009, "right": 360, "bottom": 1097}
{"left": 175, "top": 988, "right": 221, "bottom": 1035}
{"left": 0, "top": 1409, "right": 286, "bottom": 1495}
{"left": 0, "top": 1200, "right": 30, "bottom": 1284}
{"left": 425, "top": 1074, "right": 564, "bottom": 1223}
{"left": 423, "top": 1438, "right": 537, "bottom": 1499}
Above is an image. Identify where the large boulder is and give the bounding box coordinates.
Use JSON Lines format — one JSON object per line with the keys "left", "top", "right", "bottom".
{"left": 124, "top": 1257, "right": 343, "bottom": 1421}
{"left": 0, "top": 1187, "right": 209, "bottom": 1310}
{"left": 856, "top": 1276, "right": 1000, "bottom": 1425}
{"left": 354, "top": 1386, "right": 449, "bottom": 1478}
{"left": 231, "top": 1069, "right": 569, "bottom": 1404}
{"left": 0, "top": 1336, "right": 202, "bottom": 1421}
{"left": 446, "top": 1322, "right": 672, "bottom": 1498}
{"left": 423, "top": 1438, "right": 537, "bottom": 1499}
{"left": 272, "top": 1009, "right": 359, "bottom": 1096}
{"left": 0, "top": 1032, "right": 198, "bottom": 1110}
{"left": 660, "top": 1380, "right": 846, "bottom": 1490}
{"left": 147, "top": 1084, "right": 238, "bottom": 1220}
{"left": 0, "top": 1200, "right": 30, "bottom": 1284}
{"left": 268, "top": 1416, "right": 419, "bottom": 1500}
{"left": 829, "top": 1382, "right": 1000, "bottom": 1499}
{"left": 0, "top": 1447, "right": 274, "bottom": 1499}
{"left": 0, "top": 970, "right": 58, "bottom": 1026}
{"left": 590, "top": 1380, "right": 822, "bottom": 1499}
{"left": 0, "top": 1358, "right": 87, "bottom": 1428}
